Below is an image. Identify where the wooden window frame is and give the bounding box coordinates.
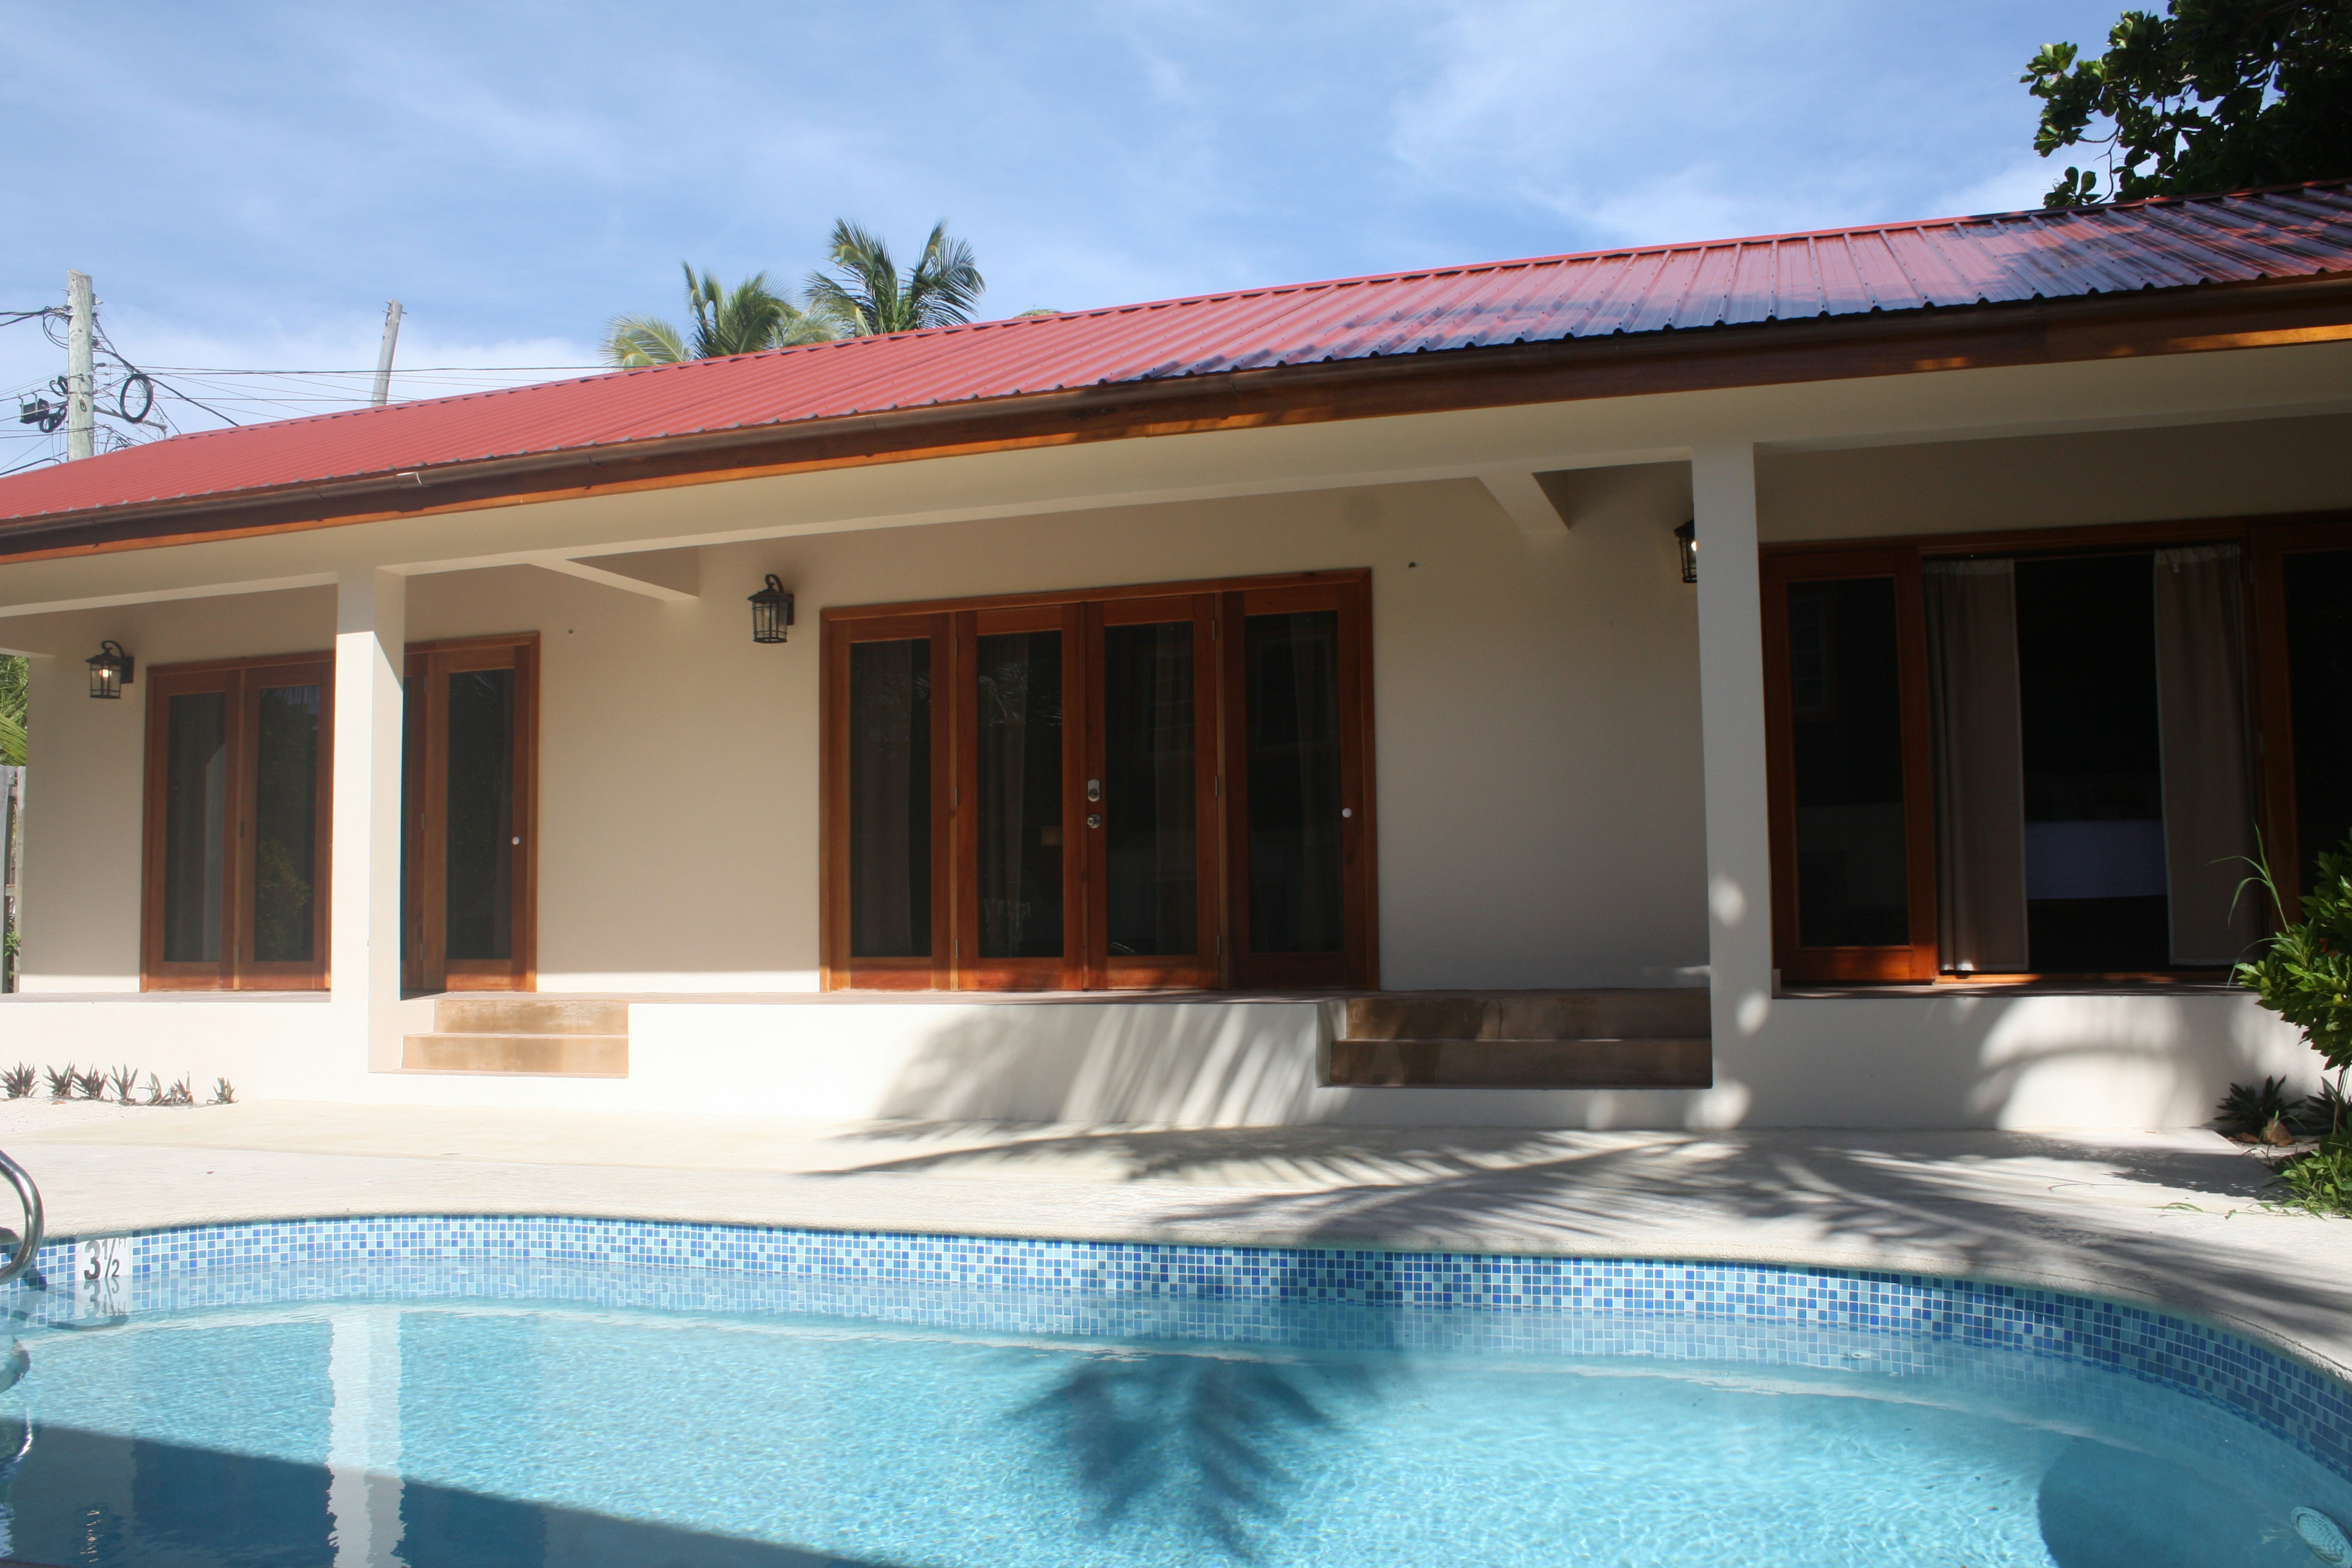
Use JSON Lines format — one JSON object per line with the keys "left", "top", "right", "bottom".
{"left": 141, "top": 652, "right": 336, "bottom": 991}
{"left": 821, "top": 569, "right": 1378, "bottom": 993}
{"left": 1761, "top": 508, "right": 2352, "bottom": 983}
{"left": 402, "top": 633, "right": 541, "bottom": 994}
{"left": 1759, "top": 549, "right": 1939, "bottom": 983}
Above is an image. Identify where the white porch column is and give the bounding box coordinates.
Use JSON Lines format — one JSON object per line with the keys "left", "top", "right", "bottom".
{"left": 331, "top": 568, "right": 405, "bottom": 1068}
{"left": 1691, "top": 442, "right": 1775, "bottom": 1052}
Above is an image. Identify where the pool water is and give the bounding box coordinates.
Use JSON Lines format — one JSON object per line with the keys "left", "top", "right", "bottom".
{"left": 3, "top": 1249, "right": 2348, "bottom": 1567}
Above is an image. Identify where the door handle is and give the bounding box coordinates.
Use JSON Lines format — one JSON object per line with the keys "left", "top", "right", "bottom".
{"left": 1086, "top": 813, "right": 1102, "bottom": 830}
{"left": 1086, "top": 778, "right": 1102, "bottom": 802}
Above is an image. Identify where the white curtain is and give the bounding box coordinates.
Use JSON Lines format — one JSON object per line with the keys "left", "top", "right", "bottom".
{"left": 1924, "top": 559, "right": 2029, "bottom": 973}
{"left": 2154, "top": 545, "right": 2261, "bottom": 965}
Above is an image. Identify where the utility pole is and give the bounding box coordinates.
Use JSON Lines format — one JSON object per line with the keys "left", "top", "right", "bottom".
{"left": 66, "top": 270, "right": 94, "bottom": 460}
{"left": 371, "top": 300, "right": 404, "bottom": 407}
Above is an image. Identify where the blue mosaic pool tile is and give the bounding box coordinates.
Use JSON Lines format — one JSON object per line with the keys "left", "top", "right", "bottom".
{"left": 6, "top": 1214, "right": 2345, "bottom": 1484}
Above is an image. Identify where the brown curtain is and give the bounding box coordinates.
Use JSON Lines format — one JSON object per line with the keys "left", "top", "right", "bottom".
{"left": 2154, "top": 545, "right": 2261, "bottom": 965}
{"left": 1924, "top": 559, "right": 2028, "bottom": 973}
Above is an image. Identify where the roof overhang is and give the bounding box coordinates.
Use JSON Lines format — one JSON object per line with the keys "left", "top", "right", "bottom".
{"left": 2, "top": 271, "right": 2347, "bottom": 568}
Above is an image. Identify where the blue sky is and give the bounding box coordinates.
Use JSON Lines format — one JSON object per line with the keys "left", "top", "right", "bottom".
{"left": 1, "top": 0, "right": 2125, "bottom": 454}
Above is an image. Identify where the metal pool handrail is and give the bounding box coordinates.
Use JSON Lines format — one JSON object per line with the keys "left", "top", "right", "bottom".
{"left": 0, "top": 1148, "right": 42, "bottom": 1285}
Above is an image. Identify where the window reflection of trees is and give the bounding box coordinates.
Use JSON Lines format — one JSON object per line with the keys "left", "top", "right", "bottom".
{"left": 1019, "top": 1346, "right": 1387, "bottom": 1559}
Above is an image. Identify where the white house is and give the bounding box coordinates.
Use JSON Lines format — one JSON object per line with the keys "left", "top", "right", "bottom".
{"left": 2, "top": 184, "right": 2347, "bottom": 1130}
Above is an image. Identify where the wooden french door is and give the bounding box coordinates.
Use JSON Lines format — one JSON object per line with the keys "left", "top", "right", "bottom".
{"left": 823, "top": 571, "right": 1376, "bottom": 992}
{"left": 403, "top": 634, "right": 538, "bottom": 992}
{"left": 141, "top": 655, "right": 334, "bottom": 990}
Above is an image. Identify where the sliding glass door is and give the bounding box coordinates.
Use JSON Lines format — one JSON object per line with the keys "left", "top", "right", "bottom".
{"left": 824, "top": 572, "right": 1375, "bottom": 992}
{"left": 142, "top": 658, "right": 334, "bottom": 989}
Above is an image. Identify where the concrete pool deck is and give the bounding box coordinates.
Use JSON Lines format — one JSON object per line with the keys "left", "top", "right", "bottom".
{"left": 2, "top": 1099, "right": 2346, "bottom": 1379}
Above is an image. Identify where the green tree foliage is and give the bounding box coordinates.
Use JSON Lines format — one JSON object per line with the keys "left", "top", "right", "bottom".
{"left": 804, "top": 220, "right": 986, "bottom": 337}
{"left": 0, "top": 655, "right": 25, "bottom": 767}
{"left": 601, "top": 263, "right": 835, "bottom": 368}
{"left": 2025, "top": 0, "right": 2352, "bottom": 206}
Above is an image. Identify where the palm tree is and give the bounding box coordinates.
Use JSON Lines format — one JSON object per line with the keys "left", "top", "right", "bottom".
{"left": 804, "top": 221, "right": 985, "bottom": 337}
{"left": 601, "top": 263, "right": 834, "bottom": 368}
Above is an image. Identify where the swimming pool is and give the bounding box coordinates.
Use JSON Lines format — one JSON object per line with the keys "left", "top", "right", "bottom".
{"left": 2, "top": 1216, "right": 2348, "bottom": 1567}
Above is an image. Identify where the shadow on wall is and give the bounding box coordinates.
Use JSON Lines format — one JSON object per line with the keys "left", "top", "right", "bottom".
{"left": 861, "top": 986, "right": 2310, "bottom": 1132}
{"left": 1734, "top": 991, "right": 2315, "bottom": 1129}
{"left": 873, "top": 1001, "right": 1332, "bottom": 1126}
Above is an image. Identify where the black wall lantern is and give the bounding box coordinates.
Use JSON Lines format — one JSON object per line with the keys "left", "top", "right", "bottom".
{"left": 749, "top": 575, "right": 794, "bottom": 644}
{"left": 1674, "top": 519, "right": 1698, "bottom": 585}
{"left": 86, "top": 639, "right": 134, "bottom": 699}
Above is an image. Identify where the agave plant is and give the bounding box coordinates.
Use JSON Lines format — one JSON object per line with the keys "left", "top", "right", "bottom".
{"left": 1, "top": 1064, "right": 34, "bottom": 1100}
{"left": 2217, "top": 1077, "right": 2299, "bottom": 1143}
{"left": 74, "top": 1067, "right": 106, "bottom": 1101}
{"left": 210, "top": 1078, "right": 236, "bottom": 1106}
{"left": 45, "top": 1065, "right": 75, "bottom": 1101}
{"left": 162, "top": 1076, "right": 195, "bottom": 1107}
{"left": 106, "top": 1065, "right": 140, "bottom": 1104}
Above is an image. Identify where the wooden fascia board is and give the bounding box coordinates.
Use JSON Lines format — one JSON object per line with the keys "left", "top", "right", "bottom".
{"left": 1, "top": 273, "right": 2348, "bottom": 568}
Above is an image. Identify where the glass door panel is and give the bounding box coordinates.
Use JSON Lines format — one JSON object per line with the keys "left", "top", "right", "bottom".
{"left": 1243, "top": 611, "right": 1343, "bottom": 954}
{"left": 848, "top": 638, "right": 933, "bottom": 960}
{"left": 2282, "top": 548, "right": 2352, "bottom": 894}
{"left": 954, "top": 606, "right": 1077, "bottom": 990}
{"left": 249, "top": 682, "right": 323, "bottom": 967}
{"left": 1086, "top": 598, "right": 1218, "bottom": 989}
{"left": 160, "top": 692, "right": 228, "bottom": 965}
{"left": 404, "top": 637, "right": 537, "bottom": 992}
{"left": 1102, "top": 621, "right": 1198, "bottom": 957}
{"left": 1787, "top": 578, "right": 1912, "bottom": 948}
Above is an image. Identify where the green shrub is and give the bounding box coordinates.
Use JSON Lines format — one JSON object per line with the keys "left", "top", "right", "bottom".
{"left": 2217, "top": 1076, "right": 2299, "bottom": 1142}
{"left": 2237, "top": 839, "right": 2352, "bottom": 1079}
{"left": 2275, "top": 1133, "right": 2352, "bottom": 1218}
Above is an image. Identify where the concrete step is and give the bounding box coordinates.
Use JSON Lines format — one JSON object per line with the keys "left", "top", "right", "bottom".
{"left": 1326, "top": 1037, "right": 1711, "bottom": 1090}
{"left": 1342, "top": 988, "right": 1709, "bottom": 1044}
{"left": 431, "top": 997, "right": 630, "bottom": 1036}
{"left": 401, "top": 1033, "right": 629, "bottom": 1077}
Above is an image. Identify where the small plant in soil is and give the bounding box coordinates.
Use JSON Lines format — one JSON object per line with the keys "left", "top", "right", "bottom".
{"left": 72, "top": 1068, "right": 105, "bottom": 1101}
{"left": 44, "top": 1065, "right": 75, "bottom": 1102}
{"left": 162, "top": 1076, "right": 196, "bottom": 1107}
{"left": 1, "top": 1065, "right": 33, "bottom": 1099}
{"left": 105, "top": 1065, "right": 140, "bottom": 1104}
{"left": 142, "top": 1073, "right": 165, "bottom": 1106}
{"left": 210, "top": 1079, "right": 235, "bottom": 1106}
{"left": 2277, "top": 1135, "right": 2352, "bottom": 1218}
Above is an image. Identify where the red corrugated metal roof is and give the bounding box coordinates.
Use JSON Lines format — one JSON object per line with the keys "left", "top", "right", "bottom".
{"left": 5, "top": 182, "right": 2349, "bottom": 527}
